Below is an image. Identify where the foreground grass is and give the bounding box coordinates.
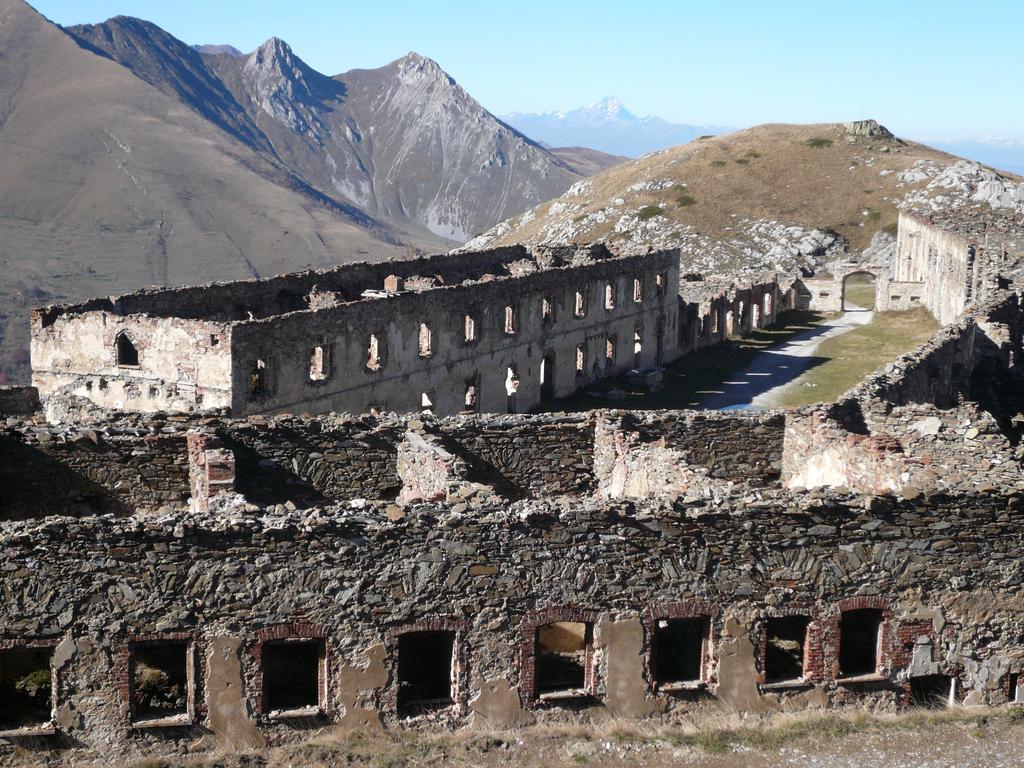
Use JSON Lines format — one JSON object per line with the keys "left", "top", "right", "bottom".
{"left": 543, "top": 310, "right": 829, "bottom": 412}
{"left": 111, "top": 707, "right": 1024, "bottom": 768}
{"left": 773, "top": 307, "right": 939, "bottom": 408}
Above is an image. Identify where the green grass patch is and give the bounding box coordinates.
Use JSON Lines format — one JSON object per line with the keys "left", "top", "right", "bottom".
{"left": 675, "top": 194, "right": 697, "bottom": 207}
{"left": 636, "top": 205, "right": 665, "bottom": 221}
{"left": 806, "top": 137, "right": 834, "bottom": 148}
{"left": 882, "top": 221, "right": 899, "bottom": 235}
{"left": 775, "top": 307, "right": 939, "bottom": 407}
{"left": 710, "top": 159, "right": 727, "bottom": 167}
{"left": 745, "top": 150, "right": 762, "bottom": 159}
{"left": 540, "top": 311, "right": 828, "bottom": 412}
{"left": 735, "top": 158, "right": 750, "bottom": 165}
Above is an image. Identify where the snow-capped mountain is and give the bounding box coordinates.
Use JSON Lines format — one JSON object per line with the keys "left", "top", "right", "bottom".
{"left": 503, "top": 97, "right": 731, "bottom": 158}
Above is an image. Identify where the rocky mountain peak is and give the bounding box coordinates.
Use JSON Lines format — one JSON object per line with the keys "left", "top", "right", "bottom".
{"left": 393, "top": 51, "right": 456, "bottom": 87}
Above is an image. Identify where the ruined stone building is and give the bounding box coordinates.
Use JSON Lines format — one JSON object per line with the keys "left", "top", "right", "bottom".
{"left": 30, "top": 244, "right": 682, "bottom": 417}
{"left": 2, "top": 210, "right": 1024, "bottom": 759}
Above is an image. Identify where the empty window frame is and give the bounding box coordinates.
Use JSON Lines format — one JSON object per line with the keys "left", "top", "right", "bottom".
{"left": 710, "top": 310, "right": 719, "bottom": 334}
{"left": 262, "top": 640, "right": 324, "bottom": 715}
{"left": 504, "top": 305, "right": 517, "bottom": 335}
{"left": 421, "top": 391, "right": 434, "bottom": 412}
{"left": 418, "top": 323, "right": 433, "bottom": 357}
{"left": 655, "top": 272, "right": 667, "bottom": 296}
{"left": 464, "top": 377, "right": 479, "bottom": 412}
{"left": 535, "top": 622, "right": 592, "bottom": 697}
{"left": 308, "top": 344, "right": 330, "bottom": 382}
{"left": 130, "top": 640, "right": 191, "bottom": 723}
{"left": 542, "top": 296, "right": 555, "bottom": 324}
{"left": 909, "top": 675, "right": 954, "bottom": 708}
{"left": 540, "top": 353, "right": 555, "bottom": 398}
{"left": 574, "top": 290, "right": 587, "bottom": 318}
{"left": 605, "top": 336, "right": 616, "bottom": 369}
{"left": 397, "top": 631, "right": 455, "bottom": 714}
{"left": 838, "top": 608, "right": 883, "bottom": 678}
{"left": 505, "top": 366, "right": 520, "bottom": 413}
{"left": 633, "top": 329, "right": 643, "bottom": 367}
{"left": 633, "top": 277, "right": 643, "bottom": 303}
{"left": 115, "top": 332, "right": 139, "bottom": 367}
{"left": 249, "top": 359, "right": 269, "bottom": 397}
{"left": 575, "top": 344, "right": 586, "bottom": 376}
{"left": 763, "top": 616, "right": 809, "bottom": 684}
{"left": 464, "top": 314, "right": 477, "bottom": 343}
{"left": 0, "top": 646, "right": 54, "bottom": 733}
{"left": 652, "top": 617, "right": 709, "bottom": 687}
{"left": 366, "top": 333, "right": 383, "bottom": 371}
{"left": 604, "top": 283, "right": 616, "bottom": 311}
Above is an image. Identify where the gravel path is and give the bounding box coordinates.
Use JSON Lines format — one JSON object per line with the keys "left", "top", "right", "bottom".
{"left": 698, "top": 307, "right": 873, "bottom": 411}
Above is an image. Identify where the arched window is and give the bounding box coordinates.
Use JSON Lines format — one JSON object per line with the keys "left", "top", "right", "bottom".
{"left": 115, "top": 332, "right": 139, "bottom": 367}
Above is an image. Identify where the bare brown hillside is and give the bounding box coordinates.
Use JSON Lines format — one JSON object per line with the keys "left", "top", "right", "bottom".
{"left": 465, "top": 121, "right": 1023, "bottom": 274}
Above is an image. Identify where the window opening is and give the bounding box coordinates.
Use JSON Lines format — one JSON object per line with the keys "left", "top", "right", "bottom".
{"left": 116, "top": 332, "right": 139, "bottom": 367}
{"left": 764, "top": 617, "right": 809, "bottom": 683}
{"left": 262, "top": 640, "right": 322, "bottom": 714}
{"left": 838, "top": 608, "right": 882, "bottom": 677}
{"left": 536, "top": 622, "right": 591, "bottom": 697}
{"left": 367, "top": 334, "right": 382, "bottom": 371}
{"left": 0, "top": 647, "right": 53, "bottom": 732}
{"left": 397, "top": 631, "right": 455, "bottom": 714}
{"left": 653, "top": 617, "right": 708, "bottom": 686}
{"left": 418, "top": 323, "right": 432, "bottom": 357}
{"left": 131, "top": 641, "right": 190, "bottom": 722}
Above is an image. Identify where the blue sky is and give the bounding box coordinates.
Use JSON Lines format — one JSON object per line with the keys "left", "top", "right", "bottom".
{"left": 30, "top": 0, "right": 1024, "bottom": 140}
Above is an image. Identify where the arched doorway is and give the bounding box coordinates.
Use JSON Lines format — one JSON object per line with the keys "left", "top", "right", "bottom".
{"left": 841, "top": 271, "right": 877, "bottom": 311}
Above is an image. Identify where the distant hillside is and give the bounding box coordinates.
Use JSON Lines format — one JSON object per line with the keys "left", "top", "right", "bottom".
{"left": 548, "top": 146, "right": 628, "bottom": 176}
{"left": 68, "top": 18, "right": 596, "bottom": 243}
{"left": 465, "top": 121, "right": 1024, "bottom": 276}
{"left": 503, "top": 97, "right": 730, "bottom": 158}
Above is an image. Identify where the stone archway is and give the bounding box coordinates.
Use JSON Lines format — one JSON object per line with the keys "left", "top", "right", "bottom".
{"left": 832, "top": 264, "right": 891, "bottom": 313}
{"left": 841, "top": 271, "right": 877, "bottom": 311}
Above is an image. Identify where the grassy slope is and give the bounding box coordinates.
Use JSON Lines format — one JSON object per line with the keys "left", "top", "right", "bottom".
{"left": 773, "top": 308, "right": 939, "bottom": 407}
{"left": 481, "top": 122, "right": 964, "bottom": 260}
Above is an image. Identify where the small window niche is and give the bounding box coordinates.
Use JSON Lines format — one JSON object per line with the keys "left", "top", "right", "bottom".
{"left": 604, "top": 283, "right": 616, "bottom": 311}
{"left": 464, "top": 314, "right": 477, "bottom": 344}
{"left": 249, "top": 359, "right": 270, "bottom": 398}
{"left": 655, "top": 272, "right": 667, "bottom": 297}
{"left": 418, "top": 323, "right": 432, "bottom": 357}
{"left": 542, "top": 296, "right": 555, "bottom": 325}
{"left": 536, "top": 622, "right": 592, "bottom": 700}
{"left": 0, "top": 646, "right": 54, "bottom": 735}
{"left": 633, "top": 277, "right": 643, "bottom": 303}
{"left": 505, "top": 366, "right": 520, "bottom": 413}
{"left": 909, "top": 674, "right": 954, "bottom": 708}
{"left": 652, "top": 617, "right": 709, "bottom": 689}
{"left": 308, "top": 344, "right": 330, "bottom": 382}
{"left": 130, "top": 640, "right": 193, "bottom": 726}
{"left": 763, "top": 616, "right": 810, "bottom": 686}
{"left": 397, "top": 631, "right": 455, "bottom": 715}
{"left": 605, "top": 336, "right": 616, "bottom": 369}
{"left": 838, "top": 608, "right": 883, "bottom": 679}
{"left": 464, "top": 377, "right": 479, "bottom": 412}
{"left": 366, "top": 333, "right": 384, "bottom": 372}
{"left": 420, "top": 391, "right": 434, "bottom": 413}
{"left": 633, "top": 330, "right": 643, "bottom": 368}
{"left": 504, "top": 305, "right": 517, "bottom": 335}
{"left": 574, "top": 290, "right": 587, "bottom": 318}
{"left": 262, "top": 639, "right": 324, "bottom": 717}
{"left": 115, "top": 331, "right": 139, "bottom": 367}
{"left": 575, "top": 344, "right": 585, "bottom": 377}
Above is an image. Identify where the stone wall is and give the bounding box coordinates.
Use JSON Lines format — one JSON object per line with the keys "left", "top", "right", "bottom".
{"left": 894, "top": 211, "right": 977, "bottom": 326}
{"left": 1, "top": 487, "right": 1023, "bottom": 755}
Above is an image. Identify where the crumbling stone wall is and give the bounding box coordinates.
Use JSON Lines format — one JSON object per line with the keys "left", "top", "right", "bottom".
{"left": 1, "top": 487, "right": 1023, "bottom": 756}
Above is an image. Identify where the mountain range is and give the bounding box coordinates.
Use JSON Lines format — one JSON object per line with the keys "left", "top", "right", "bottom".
{"left": 0, "top": 0, "right": 620, "bottom": 383}
{"left": 503, "top": 97, "right": 731, "bottom": 158}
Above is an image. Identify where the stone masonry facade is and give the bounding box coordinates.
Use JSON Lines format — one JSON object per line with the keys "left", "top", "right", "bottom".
{"left": 1, "top": 210, "right": 1024, "bottom": 761}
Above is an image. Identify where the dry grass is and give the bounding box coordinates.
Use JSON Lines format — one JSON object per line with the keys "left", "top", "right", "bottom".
{"left": 773, "top": 307, "right": 940, "bottom": 408}
{"left": 484, "top": 122, "right": 968, "bottom": 265}
{"left": 83, "top": 707, "right": 1024, "bottom": 768}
